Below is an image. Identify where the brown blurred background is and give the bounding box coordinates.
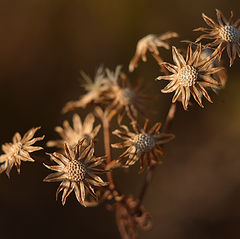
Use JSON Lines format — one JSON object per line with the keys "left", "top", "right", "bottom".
{"left": 0, "top": 0, "right": 240, "bottom": 238}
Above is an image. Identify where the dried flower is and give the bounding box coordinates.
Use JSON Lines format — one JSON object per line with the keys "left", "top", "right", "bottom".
{"left": 47, "top": 113, "right": 101, "bottom": 150}
{"left": 157, "top": 44, "right": 223, "bottom": 110}
{"left": 182, "top": 40, "right": 227, "bottom": 89}
{"left": 105, "top": 66, "right": 150, "bottom": 123}
{"left": 43, "top": 139, "right": 108, "bottom": 206}
{"left": 200, "top": 46, "right": 227, "bottom": 89}
{"left": 112, "top": 119, "right": 174, "bottom": 170}
{"left": 0, "top": 127, "right": 44, "bottom": 177}
{"left": 129, "top": 32, "right": 178, "bottom": 72}
{"left": 194, "top": 9, "right": 240, "bottom": 66}
{"left": 62, "top": 66, "right": 110, "bottom": 113}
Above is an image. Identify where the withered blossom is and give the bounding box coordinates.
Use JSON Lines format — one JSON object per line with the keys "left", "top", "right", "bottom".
{"left": 195, "top": 9, "right": 240, "bottom": 66}
{"left": 105, "top": 66, "right": 150, "bottom": 123}
{"left": 62, "top": 66, "right": 110, "bottom": 113}
{"left": 129, "top": 32, "right": 178, "bottom": 72}
{"left": 44, "top": 139, "right": 108, "bottom": 206}
{"left": 47, "top": 113, "right": 101, "bottom": 150}
{"left": 0, "top": 127, "right": 44, "bottom": 177}
{"left": 183, "top": 40, "right": 227, "bottom": 89}
{"left": 200, "top": 47, "right": 227, "bottom": 89}
{"left": 112, "top": 119, "right": 174, "bottom": 170}
{"left": 157, "top": 44, "right": 223, "bottom": 110}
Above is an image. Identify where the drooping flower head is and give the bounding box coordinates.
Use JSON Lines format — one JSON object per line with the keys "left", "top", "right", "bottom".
{"left": 157, "top": 44, "right": 223, "bottom": 110}
{"left": 112, "top": 119, "right": 174, "bottom": 170}
{"left": 194, "top": 9, "right": 240, "bottom": 66}
{"left": 105, "top": 66, "right": 151, "bottom": 123}
{"left": 0, "top": 127, "right": 44, "bottom": 177}
{"left": 44, "top": 139, "right": 108, "bottom": 206}
{"left": 47, "top": 113, "right": 101, "bottom": 150}
{"left": 129, "top": 32, "right": 178, "bottom": 72}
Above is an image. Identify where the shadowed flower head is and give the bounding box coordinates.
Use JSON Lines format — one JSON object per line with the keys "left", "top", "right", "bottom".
{"left": 112, "top": 119, "right": 174, "bottom": 170}
{"left": 194, "top": 9, "right": 240, "bottom": 66}
{"left": 47, "top": 113, "right": 101, "bottom": 150}
{"left": 0, "top": 127, "right": 44, "bottom": 177}
{"left": 105, "top": 66, "right": 151, "bottom": 123}
{"left": 129, "top": 32, "right": 178, "bottom": 72}
{"left": 157, "top": 44, "right": 223, "bottom": 110}
{"left": 44, "top": 139, "right": 108, "bottom": 206}
{"left": 62, "top": 66, "right": 110, "bottom": 113}
{"left": 199, "top": 46, "right": 227, "bottom": 89}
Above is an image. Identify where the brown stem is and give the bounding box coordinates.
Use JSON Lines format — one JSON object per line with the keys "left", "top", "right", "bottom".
{"left": 152, "top": 53, "right": 169, "bottom": 75}
{"left": 136, "top": 165, "right": 156, "bottom": 211}
{"left": 103, "top": 115, "right": 115, "bottom": 189}
{"left": 162, "top": 103, "right": 177, "bottom": 133}
{"left": 115, "top": 200, "right": 137, "bottom": 239}
{"left": 136, "top": 103, "right": 177, "bottom": 211}
{"left": 95, "top": 107, "right": 116, "bottom": 190}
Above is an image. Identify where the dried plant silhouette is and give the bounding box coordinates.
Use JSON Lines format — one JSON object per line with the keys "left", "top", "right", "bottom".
{"left": 0, "top": 9, "right": 238, "bottom": 239}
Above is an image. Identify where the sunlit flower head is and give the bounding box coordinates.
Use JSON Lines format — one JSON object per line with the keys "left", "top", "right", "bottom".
{"left": 0, "top": 127, "right": 44, "bottom": 177}
{"left": 47, "top": 113, "right": 101, "bottom": 150}
{"left": 129, "top": 32, "right": 178, "bottom": 72}
{"left": 194, "top": 9, "right": 240, "bottom": 66}
{"left": 44, "top": 139, "right": 108, "bottom": 206}
{"left": 157, "top": 44, "right": 223, "bottom": 110}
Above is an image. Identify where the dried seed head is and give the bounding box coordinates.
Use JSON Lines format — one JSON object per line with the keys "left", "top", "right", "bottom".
{"left": 178, "top": 65, "right": 198, "bottom": 87}
{"left": 47, "top": 113, "right": 101, "bottom": 150}
{"left": 0, "top": 127, "right": 44, "bottom": 176}
{"left": 112, "top": 119, "right": 174, "bottom": 169}
{"left": 129, "top": 32, "right": 178, "bottom": 72}
{"left": 116, "top": 88, "right": 136, "bottom": 106}
{"left": 219, "top": 25, "right": 240, "bottom": 43}
{"left": 134, "top": 133, "right": 155, "bottom": 152}
{"left": 44, "top": 141, "right": 108, "bottom": 206}
{"left": 10, "top": 142, "right": 22, "bottom": 155}
{"left": 158, "top": 44, "right": 222, "bottom": 109}
{"left": 66, "top": 160, "right": 86, "bottom": 181}
{"left": 105, "top": 68, "right": 150, "bottom": 123}
{"left": 195, "top": 10, "right": 240, "bottom": 66}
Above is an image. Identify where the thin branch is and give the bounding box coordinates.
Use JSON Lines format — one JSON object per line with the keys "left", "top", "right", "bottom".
{"left": 151, "top": 53, "right": 169, "bottom": 75}
{"left": 94, "top": 107, "right": 116, "bottom": 190}
{"left": 115, "top": 200, "right": 137, "bottom": 239}
{"left": 162, "top": 103, "right": 177, "bottom": 133}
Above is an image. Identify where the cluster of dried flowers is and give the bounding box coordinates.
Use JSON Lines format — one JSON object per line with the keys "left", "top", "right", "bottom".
{"left": 0, "top": 9, "right": 239, "bottom": 239}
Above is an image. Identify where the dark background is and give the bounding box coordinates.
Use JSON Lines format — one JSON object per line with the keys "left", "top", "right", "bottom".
{"left": 0, "top": 0, "right": 240, "bottom": 238}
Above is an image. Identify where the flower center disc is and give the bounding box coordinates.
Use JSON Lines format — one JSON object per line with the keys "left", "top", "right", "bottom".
{"left": 134, "top": 133, "right": 155, "bottom": 152}
{"left": 178, "top": 65, "right": 198, "bottom": 87}
{"left": 219, "top": 25, "right": 240, "bottom": 43}
{"left": 66, "top": 160, "right": 86, "bottom": 181}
